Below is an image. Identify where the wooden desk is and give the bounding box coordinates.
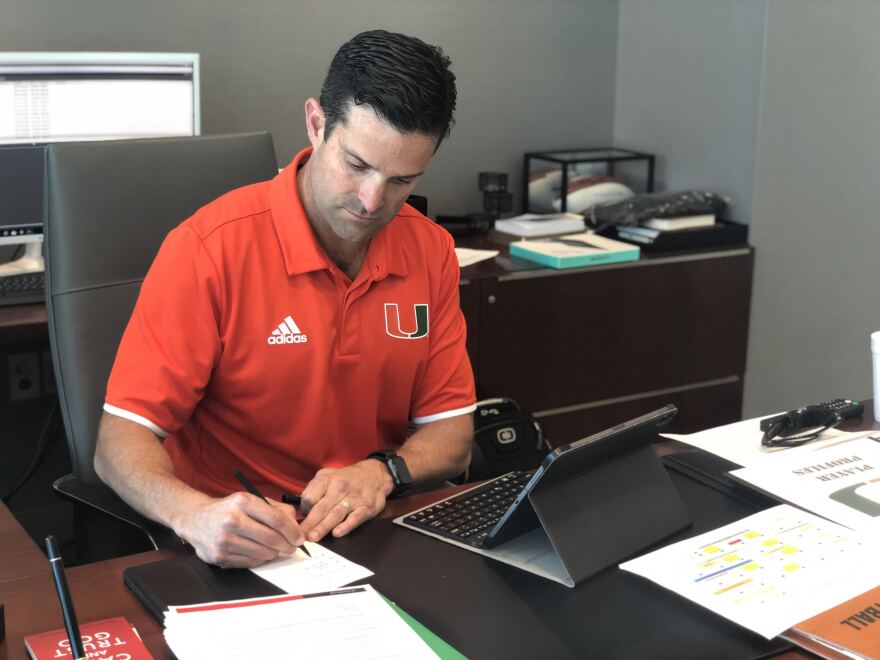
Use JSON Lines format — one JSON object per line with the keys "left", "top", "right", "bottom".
{"left": 0, "top": 504, "right": 47, "bottom": 584}
{"left": 0, "top": 458, "right": 812, "bottom": 659}
{"left": 0, "top": 547, "right": 182, "bottom": 658}
{"left": 0, "top": 303, "right": 47, "bottom": 344}
{"left": 0, "top": 486, "right": 465, "bottom": 658}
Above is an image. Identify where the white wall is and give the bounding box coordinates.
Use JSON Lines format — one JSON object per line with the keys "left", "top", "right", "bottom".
{"left": 11, "top": 0, "right": 879, "bottom": 420}
{"left": 614, "top": 1, "right": 880, "bottom": 417}
{"left": 614, "top": 0, "right": 767, "bottom": 224}
{"left": 744, "top": 1, "right": 880, "bottom": 414}
{"left": 1, "top": 0, "right": 620, "bottom": 217}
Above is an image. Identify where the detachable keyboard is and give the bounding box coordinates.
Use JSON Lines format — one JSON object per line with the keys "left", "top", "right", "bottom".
{"left": 403, "top": 471, "right": 534, "bottom": 548}
{"left": 0, "top": 271, "right": 45, "bottom": 306}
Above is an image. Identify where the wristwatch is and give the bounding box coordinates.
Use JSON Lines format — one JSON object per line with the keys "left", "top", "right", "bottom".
{"left": 367, "top": 450, "right": 413, "bottom": 496}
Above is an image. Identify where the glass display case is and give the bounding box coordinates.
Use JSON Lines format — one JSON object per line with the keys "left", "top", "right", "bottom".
{"left": 524, "top": 148, "right": 655, "bottom": 214}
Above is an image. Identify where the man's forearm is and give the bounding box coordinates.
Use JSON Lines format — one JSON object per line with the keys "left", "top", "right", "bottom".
{"left": 398, "top": 413, "right": 473, "bottom": 486}
{"left": 96, "top": 412, "right": 305, "bottom": 568}
{"left": 94, "top": 412, "right": 211, "bottom": 532}
{"left": 298, "top": 412, "right": 474, "bottom": 542}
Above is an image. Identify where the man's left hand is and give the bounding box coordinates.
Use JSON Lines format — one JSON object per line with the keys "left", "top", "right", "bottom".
{"left": 299, "top": 459, "right": 393, "bottom": 542}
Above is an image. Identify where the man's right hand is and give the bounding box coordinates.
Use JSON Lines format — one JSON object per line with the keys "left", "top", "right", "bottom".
{"left": 173, "top": 492, "right": 305, "bottom": 568}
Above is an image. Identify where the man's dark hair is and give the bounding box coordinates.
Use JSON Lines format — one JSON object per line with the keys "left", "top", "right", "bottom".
{"left": 320, "top": 30, "right": 457, "bottom": 147}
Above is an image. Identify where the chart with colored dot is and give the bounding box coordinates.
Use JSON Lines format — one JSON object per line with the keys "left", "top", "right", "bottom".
{"left": 620, "top": 505, "right": 880, "bottom": 639}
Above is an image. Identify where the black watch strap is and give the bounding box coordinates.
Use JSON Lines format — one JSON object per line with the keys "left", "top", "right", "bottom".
{"left": 367, "top": 450, "right": 413, "bottom": 495}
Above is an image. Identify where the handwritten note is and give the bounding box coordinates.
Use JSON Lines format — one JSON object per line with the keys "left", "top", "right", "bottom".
{"left": 250, "top": 541, "right": 373, "bottom": 595}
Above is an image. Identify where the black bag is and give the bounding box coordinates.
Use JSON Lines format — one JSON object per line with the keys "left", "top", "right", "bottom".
{"left": 464, "top": 398, "right": 550, "bottom": 482}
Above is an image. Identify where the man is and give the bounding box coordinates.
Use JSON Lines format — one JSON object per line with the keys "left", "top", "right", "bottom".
{"left": 95, "top": 30, "right": 476, "bottom": 568}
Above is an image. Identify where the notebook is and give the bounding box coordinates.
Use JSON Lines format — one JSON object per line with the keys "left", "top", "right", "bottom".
{"left": 395, "top": 405, "right": 691, "bottom": 587}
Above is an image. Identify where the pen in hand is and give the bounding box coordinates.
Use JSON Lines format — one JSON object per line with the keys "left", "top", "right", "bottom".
{"left": 233, "top": 470, "right": 311, "bottom": 558}
{"left": 46, "top": 535, "right": 86, "bottom": 660}
{"left": 281, "top": 492, "right": 302, "bottom": 506}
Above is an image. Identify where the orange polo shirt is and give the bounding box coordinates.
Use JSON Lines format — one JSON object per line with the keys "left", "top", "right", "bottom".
{"left": 104, "top": 148, "right": 476, "bottom": 498}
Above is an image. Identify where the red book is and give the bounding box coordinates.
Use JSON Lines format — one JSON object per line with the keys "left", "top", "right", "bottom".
{"left": 24, "top": 616, "right": 153, "bottom": 659}
{"left": 782, "top": 584, "right": 880, "bottom": 659}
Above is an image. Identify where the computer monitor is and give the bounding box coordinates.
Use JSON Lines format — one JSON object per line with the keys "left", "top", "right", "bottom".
{"left": 0, "top": 52, "right": 200, "bottom": 274}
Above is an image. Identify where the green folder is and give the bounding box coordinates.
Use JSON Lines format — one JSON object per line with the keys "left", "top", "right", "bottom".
{"left": 381, "top": 595, "right": 467, "bottom": 659}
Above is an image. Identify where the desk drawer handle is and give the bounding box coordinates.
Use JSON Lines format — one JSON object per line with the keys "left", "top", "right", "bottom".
{"left": 487, "top": 295, "right": 496, "bottom": 304}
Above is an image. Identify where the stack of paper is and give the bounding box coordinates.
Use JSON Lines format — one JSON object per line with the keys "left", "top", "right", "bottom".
{"left": 163, "top": 585, "right": 440, "bottom": 659}
{"left": 455, "top": 247, "right": 499, "bottom": 268}
{"left": 495, "top": 212, "right": 585, "bottom": 237}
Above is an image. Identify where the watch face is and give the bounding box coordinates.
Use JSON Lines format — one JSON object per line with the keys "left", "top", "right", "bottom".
{"left": 389, "top": 455, "right": 413, "bottom": 487}
{"left": 368, "top": 451, "right": 412, "bottom": 491}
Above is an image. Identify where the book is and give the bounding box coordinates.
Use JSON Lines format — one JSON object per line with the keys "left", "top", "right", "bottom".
{"left": 782, "top": 584, "right": 880, "bottom": 659}
{"left": 642, "top": 213, "right": 716, "bottom": 231}
{"left": 494, "top": 212, "right": 585, "bottom": 237}
{"left": 508, "top": 230, "right": 639, "bottom": 269}
{"left": 25, "top": 616, "right": 153, "bottom": 659}
{"left": 614, "top": 220, "right": 748, "bottom": 252}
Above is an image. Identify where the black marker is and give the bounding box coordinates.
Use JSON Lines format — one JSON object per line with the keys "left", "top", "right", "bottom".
{"left": 234, "top": 470, "right": 311, "bottom": 558}
{"left": 45, "top": 535, "right": 85, "bottom": 660}
{"left": 281, "top": 492, "right": 302, "bottom": 506}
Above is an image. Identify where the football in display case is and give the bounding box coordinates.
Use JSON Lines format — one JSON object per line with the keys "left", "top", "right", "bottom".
{"left": 524, "top": 148, "right": 655, "bottom": 214}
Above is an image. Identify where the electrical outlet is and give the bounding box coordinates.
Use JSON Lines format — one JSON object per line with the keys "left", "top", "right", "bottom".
{"left": 9, "top": 352, "right": 40, "bottom": 401}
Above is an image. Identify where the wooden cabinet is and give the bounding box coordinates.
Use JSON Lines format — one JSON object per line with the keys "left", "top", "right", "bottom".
{"left": 458, "top": 237, "right": 753, "bottom": 447}
{"left": 1, "top": 241, "right": 754, "bottom": 448}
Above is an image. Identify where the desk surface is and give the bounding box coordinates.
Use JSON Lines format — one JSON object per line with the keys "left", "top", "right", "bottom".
{"left": 0, "top": 487, "right": 464, "bottom": 659}
{"left": 0, "top": 474, "right": 799, "bottom": 660}
{"left": 4, "top": 412, "right": 873, "bottom": 658}
{"left": 0, "top": 302, "right": 46, "bottom": 343}
{"left": 0, "top": 504, "right": 48, "bottom": 584}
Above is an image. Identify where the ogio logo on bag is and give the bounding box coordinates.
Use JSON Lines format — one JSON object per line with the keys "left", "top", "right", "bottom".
{"left": 267, "top": 315, "right": 308, "bottom": 345}
{"left": 496, "top": 427, "right": 517, "bottom": 445}
{"left": 384, "top": 303, "right": 429, "bottom": 339}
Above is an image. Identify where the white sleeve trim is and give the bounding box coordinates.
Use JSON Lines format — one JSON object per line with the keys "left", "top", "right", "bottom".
{"left": 103, "top": 403, "right": 171, "bottom": 438}
{"left": 411, "top": 403, "right": 477, "bottom": 425}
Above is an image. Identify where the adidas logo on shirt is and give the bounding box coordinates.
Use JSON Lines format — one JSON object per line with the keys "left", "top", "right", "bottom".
{"left": 267, "top": 315, "right": 308, "bottom": 345}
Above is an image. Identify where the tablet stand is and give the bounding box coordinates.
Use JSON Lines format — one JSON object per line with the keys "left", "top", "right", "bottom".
{"left": 530, "top": 444, "right": 690, "bottom": 585}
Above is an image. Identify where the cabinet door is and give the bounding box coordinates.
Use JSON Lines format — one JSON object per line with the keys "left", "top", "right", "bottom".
{"left": 475, "top": 250, "right": 753, "bottom": 415}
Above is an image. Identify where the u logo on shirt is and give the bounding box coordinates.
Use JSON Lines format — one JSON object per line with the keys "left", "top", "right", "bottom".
{"left": 385, "top": 303, "right": 429, "bottom": 339}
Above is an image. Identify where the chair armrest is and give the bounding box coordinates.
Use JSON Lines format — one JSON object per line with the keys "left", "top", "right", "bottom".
{"left": 53, "top": 474, "right": 183, "bottom": 551}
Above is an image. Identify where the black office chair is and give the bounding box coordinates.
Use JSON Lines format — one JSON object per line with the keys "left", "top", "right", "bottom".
{"left": 44, "top": 132, "right": 279, "bottom": 562}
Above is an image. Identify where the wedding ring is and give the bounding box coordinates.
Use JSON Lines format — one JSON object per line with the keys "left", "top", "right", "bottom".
{"left": 339, "top": 499, "right": 353, "bottom": 514}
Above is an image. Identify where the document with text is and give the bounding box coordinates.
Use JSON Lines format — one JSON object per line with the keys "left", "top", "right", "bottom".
{"left": 730, "top": 435, "right": 880, "bottom": 532}
{"left": 620, "top": 505, "right": 880, "bottom": 639}
{"left": 250, "top": 541, "right": 373, "bottom": 595}
{"left": 163, "top": 585, "right": 439, "bottom": 659}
